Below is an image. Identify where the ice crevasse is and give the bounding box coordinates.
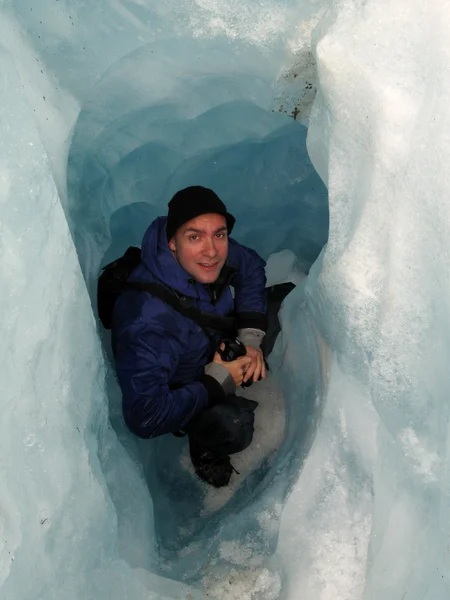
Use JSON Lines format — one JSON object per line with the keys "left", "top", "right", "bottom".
{"left": 1, "top": 0, "right": 449, "bottom": 599}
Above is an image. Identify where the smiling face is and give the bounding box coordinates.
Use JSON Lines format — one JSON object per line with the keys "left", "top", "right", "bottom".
{"left": 168, "top": 213, "right": 229, "bottom": 284}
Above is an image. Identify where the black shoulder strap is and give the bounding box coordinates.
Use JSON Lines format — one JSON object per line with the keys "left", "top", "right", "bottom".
{"left": 122, "top": 280, "right": 236, "bottom": 336}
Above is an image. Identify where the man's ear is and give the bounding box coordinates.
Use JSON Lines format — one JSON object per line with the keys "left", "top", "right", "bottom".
{"left": 168, "top": 237, "right": 176, "bottom": 252}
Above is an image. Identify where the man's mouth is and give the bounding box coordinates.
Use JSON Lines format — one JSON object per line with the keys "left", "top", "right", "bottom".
{"left": 199, "top": 262, "right": 218, "bottom": 270}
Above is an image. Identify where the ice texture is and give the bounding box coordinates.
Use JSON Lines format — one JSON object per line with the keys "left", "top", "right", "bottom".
{"left": 1, "top": 0, "right": 449, "bottom": 599}
{"left": 277, "top": 2, "right": 450, "bottom": 599}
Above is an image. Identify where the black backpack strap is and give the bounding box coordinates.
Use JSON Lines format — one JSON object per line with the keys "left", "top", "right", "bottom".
{"left": 122, "top": 280, "right": 236, "bottom": 337}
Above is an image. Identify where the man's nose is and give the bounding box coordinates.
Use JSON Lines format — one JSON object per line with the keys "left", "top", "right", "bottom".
{"left": 203, "top": 237, "right": 217, "bottom": 257}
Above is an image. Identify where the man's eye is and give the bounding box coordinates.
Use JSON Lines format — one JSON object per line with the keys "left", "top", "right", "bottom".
{"left": 216, "top": 233, "right": 226, "bottom": 239}
{"left": 189, "top": 235, "right": 198, "bottom": 241}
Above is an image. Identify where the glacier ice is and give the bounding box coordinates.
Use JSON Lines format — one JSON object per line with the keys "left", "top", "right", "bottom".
{"left": 1, "top": 0, "right": 450, "bottom": 599}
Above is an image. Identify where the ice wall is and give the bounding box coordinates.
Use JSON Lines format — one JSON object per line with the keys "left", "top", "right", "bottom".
{"left": 0, "top": 31, "right": 194, "bottom": 600}
{"left": 2, "top": 0, "right": 450, "bottom": 600}
{"left": 275, "top": 1, "right": 450, "bottom": 598}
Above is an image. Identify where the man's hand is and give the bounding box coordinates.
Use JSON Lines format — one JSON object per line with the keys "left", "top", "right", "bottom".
{"left": 242, "top": 346, "right": 266, "bottom": 384}
{"left": 213, "top": 346, "right": 252, "bottom": 387}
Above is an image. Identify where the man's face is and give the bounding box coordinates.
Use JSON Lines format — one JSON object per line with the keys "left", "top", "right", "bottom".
{"left": 168, "top": 213, "right": 229, "bottom": 284}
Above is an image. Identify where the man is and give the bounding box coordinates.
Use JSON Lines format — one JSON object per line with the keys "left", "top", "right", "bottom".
{"left": 112, "top": 186, "right": 268, "bottom": 488}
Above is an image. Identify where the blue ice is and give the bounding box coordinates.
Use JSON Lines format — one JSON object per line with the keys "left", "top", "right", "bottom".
{"left": 1, "top": 0, "right": 449, "bottom": 599}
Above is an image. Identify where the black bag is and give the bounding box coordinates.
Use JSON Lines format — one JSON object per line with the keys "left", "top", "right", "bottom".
{"left": 97, "top": 247, "right": 142, "bottom": 329}
{"left": 97, "top": 246, "right": 236, "bottom": 335}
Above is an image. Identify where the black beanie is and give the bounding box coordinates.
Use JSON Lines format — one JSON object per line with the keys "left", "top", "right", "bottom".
{"left": 166, "top": 186, "right": 236, "bottom": 241}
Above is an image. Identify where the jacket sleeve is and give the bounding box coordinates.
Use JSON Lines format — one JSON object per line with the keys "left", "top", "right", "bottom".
{"left": 114, "top": 313, "right": 225, "bottom": 439}
{"left": 229, "top": 239, "right": 268, "bottom": 332}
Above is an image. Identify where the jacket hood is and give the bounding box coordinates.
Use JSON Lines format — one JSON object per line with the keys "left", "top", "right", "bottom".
{"left": 141, "top": 216, "right": 198, "bottom": 295}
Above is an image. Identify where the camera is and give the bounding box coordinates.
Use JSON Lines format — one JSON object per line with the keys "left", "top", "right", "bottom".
{"left": 217, "top": 338, "right": 247, "bottom": 362}
{"left": 218, "top": 338, "right": 261, "bottom": 388}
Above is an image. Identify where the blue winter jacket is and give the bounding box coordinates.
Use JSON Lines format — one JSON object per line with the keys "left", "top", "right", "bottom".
{"left": 112, "top": 216, "right": 267, "bottom": 439}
